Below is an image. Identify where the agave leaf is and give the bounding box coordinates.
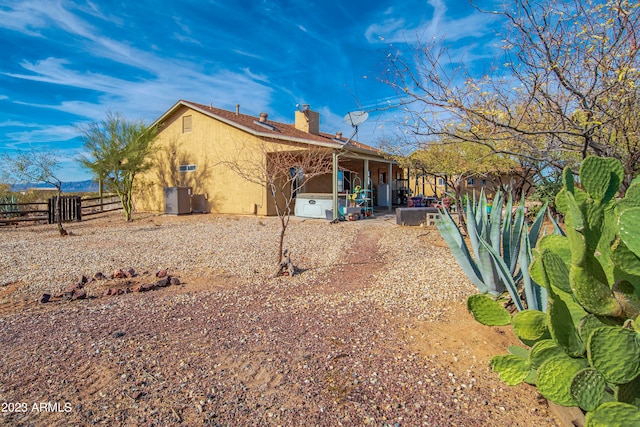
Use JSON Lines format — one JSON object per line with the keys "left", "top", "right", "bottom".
{"left": 547, "top": 209, "right": 566, "bottom": 237}
{"left": 436, "top": 207, "right": 487, "bottom": 293}
{"left": 502, "top": 193, "right": 515, "bottom": 271}
{"left": 476, "top": 232, "right": 504, "bottom": 295}
{"left": 478, "top": 236, "right": 525, "bottom": 311}
{"left": 520, "top": 229, "right": 547, "bottom": 312}
{"left": 489, "top": 190, "right": 504, "bottom": 253}
{"left": 528, "top": 202, "right": 549, "bottom": 247}
{"left": 509, "top": 198, "right": 526, "bottom": 275}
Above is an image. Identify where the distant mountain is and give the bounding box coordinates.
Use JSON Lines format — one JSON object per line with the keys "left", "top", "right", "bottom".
{"left": 11, "top": 180, "right": 100, "bottom": 193}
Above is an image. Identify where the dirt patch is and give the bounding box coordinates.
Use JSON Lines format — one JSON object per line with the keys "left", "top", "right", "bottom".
{"left": 0, "top": 218, "right": 560, "bottom": 427}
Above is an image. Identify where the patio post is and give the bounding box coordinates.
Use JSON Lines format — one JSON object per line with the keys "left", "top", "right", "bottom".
{"left": 332, "top": 149, "right": 338, "bottom": 220}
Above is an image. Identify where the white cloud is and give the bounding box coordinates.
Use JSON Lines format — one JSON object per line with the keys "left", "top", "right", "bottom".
{"left": 365, "top": 0, "right": 497, "bottom": 44}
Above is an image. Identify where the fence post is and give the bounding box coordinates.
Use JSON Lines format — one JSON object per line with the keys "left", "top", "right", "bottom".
{"left": 76, "top": 196, "right": 82, "bottom": 221}
{"left": 48, "top": 197, "right": 54, "bottom": 224}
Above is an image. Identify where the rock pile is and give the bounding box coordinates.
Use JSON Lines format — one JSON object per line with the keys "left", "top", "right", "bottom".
{"left": 39, "top": 268, "right": 182, "bottom": 304}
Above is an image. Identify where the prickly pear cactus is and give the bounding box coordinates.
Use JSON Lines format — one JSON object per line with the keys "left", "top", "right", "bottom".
{"left": 537, "top": 354, "right": 588, "bottom": 406}
{"left": 512, "top": 309, "right": 549, "bottom": 344}
{"left": 585, "top": 402, "right": 640, "bottom": 427}
{"left": 466, "top": 294, "right": 511, "bottom": 326}
{"left": 465, "top": 156, "right": 640, "bottom": 420}
{"left": 587, "top": 326, "right": 640, "bottom": 385}
{"left": 570, "top": 368, "right": 606, "bottom": 412}
{"left": 490, "top": 354, "right": 531, "bottom": 386}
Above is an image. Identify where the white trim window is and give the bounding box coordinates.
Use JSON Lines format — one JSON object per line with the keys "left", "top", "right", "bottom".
{"left": 182, "top": 115, "right": 192, "bottom": 133}
{"left": 467, "top": 178, "right": 476, "bottom": 186}
{"left": 178, "top": 164, "right": 196, "bottom": 172}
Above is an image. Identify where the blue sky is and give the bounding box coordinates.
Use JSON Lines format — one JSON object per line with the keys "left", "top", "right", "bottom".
{"left": 1, "top": 0, "right": 500, "bottom": 182}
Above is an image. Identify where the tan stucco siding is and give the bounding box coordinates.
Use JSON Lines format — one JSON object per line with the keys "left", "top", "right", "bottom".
{"left": 135, "top": 106, "right": 268, "bottom": 215}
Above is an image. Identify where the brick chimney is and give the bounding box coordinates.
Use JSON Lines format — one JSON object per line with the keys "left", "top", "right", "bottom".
{"left": 294, "top": 104, "right": 319, "bottom": 135}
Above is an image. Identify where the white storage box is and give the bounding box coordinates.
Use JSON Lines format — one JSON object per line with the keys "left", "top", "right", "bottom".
{"left": 294, "top": 193, "right": 335, "bottom": 218}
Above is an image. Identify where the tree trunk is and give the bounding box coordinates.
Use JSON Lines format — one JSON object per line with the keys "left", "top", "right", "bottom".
{"left": 55, "top": 190, "right": 67, "bottom": 236}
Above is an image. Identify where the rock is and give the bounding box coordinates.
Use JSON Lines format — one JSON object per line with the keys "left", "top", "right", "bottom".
{"left": 79, "top": 275, "right": 90, "bottom": 284}
{"left": 40, "top": 293, "right": 51, "bottom": 303}
{"left": 125, "top": 268, "right": 136, "bottom": 278}
{"left": 112, "top": 269, "right": 126, "bottom": 279}
{"left": 95, "top": 272, "right": 106, "bottom": 280}
{"left": 156, "top": 278, "right": 170, "bottom": 288}
{"left": 103, "top": 288, "right": 113, "bottom": 296}
{"left": 136, "top": 283, "right": 156, "bottom": 292}
{"left": 72, "top": 288, "right": 87, "bottom": 300}
{"left": 156, "top": 268, "right": 168, "bottom": 278}
{"left": 170, "top": 277, "right": 181, "bottom": 286}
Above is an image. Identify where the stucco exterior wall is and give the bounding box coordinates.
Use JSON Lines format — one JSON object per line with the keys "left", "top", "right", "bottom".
{"left": 135, "top": 106, "right": 267, "bottom": 215}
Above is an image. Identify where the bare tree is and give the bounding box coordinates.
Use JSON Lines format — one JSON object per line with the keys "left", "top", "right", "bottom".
{"left": 219, "top": 140, "right": 333, "bottom": 277}
{"left": 380, "top": 0, "right": 639, "bottom": 188}
{"left": 3, "top": 149, "right": 68, "bottom": 236}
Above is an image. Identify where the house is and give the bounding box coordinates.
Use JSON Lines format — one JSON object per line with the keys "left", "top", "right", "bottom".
{"left": 134, "top": 100, "right": 401, "bottom": 217}
{"left": 404, "top": 169, "right": 535, "bottom": 200}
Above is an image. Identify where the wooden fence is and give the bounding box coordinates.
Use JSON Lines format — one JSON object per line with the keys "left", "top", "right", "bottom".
{"left": 0, "top": 194, "right": 122, "bottom": 226}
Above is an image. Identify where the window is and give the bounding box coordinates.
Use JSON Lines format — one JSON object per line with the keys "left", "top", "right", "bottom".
{"left": 467, "top": 178, "right": 476, "bottom": 186}
{"left": 182, "top": 115, "right": 192, "bottom": 133}
{"left": 438, "top": 178, "right": 445, "bottom": 186}
{"left": 481, "top": 179, "right": 487, "bottom": 186}
{"left": 178, "top": 164, "right": 196, "bottom": 172}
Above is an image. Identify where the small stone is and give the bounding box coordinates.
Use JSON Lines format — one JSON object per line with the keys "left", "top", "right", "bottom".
{"left": 40, "top": 293, "right": 51, "bottom": 303}
{"left": 112, "top": 269, "right": 126, "bottom": 279}
{"left": 125, "top": 268, "right": 136, "bottom": 278}
{"left": 156, "top": 269, "right": 168, "bottom": 278}
{"left": 170, "top": 277, "right": 181, "bottom": 286}
{"left": 72, "top": 288, "right": 87, "bottom": 300}
{"left": 94, "top": 272, "right": 106, "bottom": 280}
{"left": 156, "top": 278, "right": 170, "bottom": 288}
{"left": 136, "top": 283, "right": 156, "bottom": 292}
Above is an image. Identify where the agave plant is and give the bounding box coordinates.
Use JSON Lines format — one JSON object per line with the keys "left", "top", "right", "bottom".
{"left": 436, "top": 188, "right": 557, "bottom": 311}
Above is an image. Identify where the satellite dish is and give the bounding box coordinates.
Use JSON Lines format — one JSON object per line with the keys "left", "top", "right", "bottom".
{"left": 343, "top": 111, "right": 369, "bottom": 127}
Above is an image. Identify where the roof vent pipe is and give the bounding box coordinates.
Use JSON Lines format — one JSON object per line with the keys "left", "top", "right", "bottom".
{"left": 336, "top": 131, "right": 342, "bottom": 139}
{"left": 236, "top": 104, "right": 240, "bottom": 115}
{"left": 259, "top": 112, "right": 268, "bottom": 122}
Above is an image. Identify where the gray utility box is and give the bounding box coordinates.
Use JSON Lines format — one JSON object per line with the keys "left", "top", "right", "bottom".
{"left": 164, "top": 187, "right": 192, "bottom": 215}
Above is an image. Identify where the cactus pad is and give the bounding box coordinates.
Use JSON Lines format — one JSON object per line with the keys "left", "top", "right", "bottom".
{"left": 618, "top": 207, "right": 640, "bottom": 259}
{"left": 570, "top": 368, "right": 606, "bottom": 412}
{"left": 537, "top": 354, "right": 588, "bottom": 406}
{"left": 587, "top": 326, "right": 640, "bottom": 384}
{"left": 512, "top": 310, "right": 549, "bottom": 344}
{"left": 617, "top": 182, "right": 640, "bottom": 211}
{"left": 613, "top": 280, "right": 640, "bottom": 319}
{"left": 611, "top": 236, "right": 640, "bottom": 276}
{"left": 529, "top": 339, "right": 565, "bottom": 369}
{"left": 616, "top": 374, "right": 640, "bottom": 408}
{"left": 490, "top": 354, "right": 531, "bottom": 386}
{"left": 541, "top": 249, "right": 572, "bottom": 293}
{"left": 467, "top": 294, "right": 511, "bottom": 326}
{"left": 585, "top": 402, "right": 640, "bottom": 427}
{"left": 548, "top": 288, "right": 585, "bottom": 357}
{"left": 579, "top": 156, "right": 623, "bottom": 203}
{"left": 578, "top": 314, "right": 618, "bottom": 343}
{"left": 569, "top": 265, "right": 622, "bottom": 317}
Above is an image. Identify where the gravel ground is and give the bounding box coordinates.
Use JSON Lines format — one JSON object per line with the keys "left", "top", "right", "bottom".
{"left": 0, "top": 211, "right": 559, "bottom": 426}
